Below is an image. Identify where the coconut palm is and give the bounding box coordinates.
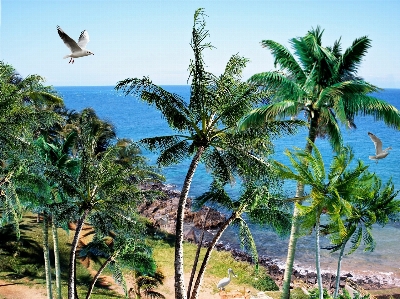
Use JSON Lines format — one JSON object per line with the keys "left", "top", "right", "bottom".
{"left": 238, "top": 27, "right": 400, "bottom": 299}
{"left": 0, "top": 61, "right": 63, "bottom": 149}
{"left": 325, "top": 175, "right": 400, "bottom": 298}
{"left": 116, "top": 9, "right": 302, "bottom": 299}
{"left": 274, "top": 144, "right": 371, "bottom": 299}
{"left": 188, "top": 178, "right": 291, "bottom": 299}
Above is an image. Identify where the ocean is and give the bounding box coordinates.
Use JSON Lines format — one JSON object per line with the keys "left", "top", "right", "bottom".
{"left": 56, "top": 85, "right": 400, "bottom": 285}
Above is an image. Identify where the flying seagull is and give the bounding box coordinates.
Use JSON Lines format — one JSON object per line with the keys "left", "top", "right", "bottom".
{"left": 368, "top": 132, "right": 392, "bottom": 162}
{"left": 57, "top": 26, "right": 94, "bottom": 64}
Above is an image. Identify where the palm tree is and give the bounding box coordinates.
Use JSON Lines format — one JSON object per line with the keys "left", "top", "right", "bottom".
{"left": 238, "top": 27, "right": 400, "bottom": 299}
{"left": 324, "top": 175, "right": 400, "bottom": 298}
{"left": 0, "top": 61, "right": 63, "bottom": 238}
{"left": 34, "top": 130, "right": 80, "bottom": 299}
{"left": 47, "top": 108, "right": 162, "bottom": 299}
{"left": 274, "top": 143, "right": 370, "bottom": 299}
{"left": 79, "top": 220, "right": 160, "bottom": 299}
{"left": 130, "top": 269, "right": 166, "bottom": 299}
{"left": 116, "top": 9, "right": 302, "bottom": 299}
{"left": 188, "top": 178, "right": 291, "bottom": 299}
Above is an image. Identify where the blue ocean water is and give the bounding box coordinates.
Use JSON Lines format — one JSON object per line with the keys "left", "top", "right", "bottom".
{"left": 56, "top": 86, "right": 400, "bottom": 284}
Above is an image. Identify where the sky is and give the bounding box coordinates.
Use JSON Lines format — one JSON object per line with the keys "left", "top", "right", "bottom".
{"left": 1, "top": 0, "right": 400, "bottom": 88}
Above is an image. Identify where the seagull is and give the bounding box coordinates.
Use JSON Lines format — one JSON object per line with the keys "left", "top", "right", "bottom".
{"left": 368, "top": 132, "right": 392, "bottom": 162}
{"left": 57, "top": 26, "right": 94, "bottom": 64}
{"left": 217, "top": 268, "right": 237, "bottom": 291}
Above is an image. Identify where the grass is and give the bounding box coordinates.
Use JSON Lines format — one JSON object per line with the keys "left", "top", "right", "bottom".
{"left": 0, "top": 214, "right": 282, "bottom": 298}
{"left": 148, "top": 230, "right": 280, "bottom": 297}
{"left": 0, "top": 213, "right": 124, "bottom": 299}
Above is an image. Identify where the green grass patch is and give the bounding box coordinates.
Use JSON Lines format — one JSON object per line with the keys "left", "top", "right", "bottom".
{"left": 148, "top": 230, "right": 280, "bottom": 294}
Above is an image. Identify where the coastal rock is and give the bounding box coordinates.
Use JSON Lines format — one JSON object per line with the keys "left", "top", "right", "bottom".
{"left": 138, "top": 183, "right": 226, "bottom": 234}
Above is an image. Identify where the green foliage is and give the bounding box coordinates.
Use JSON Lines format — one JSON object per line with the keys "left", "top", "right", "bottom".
{"left": 251, "top": 270, "right": 279, "bottom": 291}
{"left": 326, "top": 175, "right": 400, "bottom": 255}
{"left": 306, "top": 288, "right": 370, "bottom": 299}
{"left": 240, "top": 27, "right": 400, "bottom": 153}
{"left": 307, "top": 288, "right": 332, "bottom": 299}
{"left": 0, "top": 61, "right": 64, "bottom": 239}
{"left": 290, "top": 288, "right": 311, "bottom": 299}
{"left": 133, "top": 269, "right": 166, "bottom": 299}
{"left": 274, "top": 144, "right": 371, "bottom": 239}
{"left": 337, "top": 289, "right": 370, "bottom": 299}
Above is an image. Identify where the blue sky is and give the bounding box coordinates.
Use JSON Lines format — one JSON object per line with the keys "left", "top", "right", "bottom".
{"left": 1, "top": 0, "right": 400, "bottom": 87}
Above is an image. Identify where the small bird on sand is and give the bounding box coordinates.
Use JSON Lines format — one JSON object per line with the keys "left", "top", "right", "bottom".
{"left": 57, "top": 26, "right": 94, "bottom": 63}
{"left": 368, "top": 132, "right": 392, "bottom": 163}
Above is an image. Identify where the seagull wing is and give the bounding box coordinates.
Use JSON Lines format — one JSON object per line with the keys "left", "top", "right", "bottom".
{"left": 368, "top": 132, "right": 383, "bottom": 154}
{"left": 57, "top": 26, "right": 82, "bottom": 53}
{"left": 77, "top": 30, "right": 90, "bottom": 48}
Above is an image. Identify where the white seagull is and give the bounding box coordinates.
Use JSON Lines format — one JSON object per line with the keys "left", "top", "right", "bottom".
{"left": 368, "top": 132, "right": 392, "bottom": 162}
{"left": 217, "top": 268, "right": 237, "bottom": 291}
{"left": 57, "top": 26, "right": 94, "bottom": 64}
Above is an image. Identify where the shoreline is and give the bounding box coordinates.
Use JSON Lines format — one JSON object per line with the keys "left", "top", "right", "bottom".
{"left": 140, "top": 183, "right": 400, "bottom": 294}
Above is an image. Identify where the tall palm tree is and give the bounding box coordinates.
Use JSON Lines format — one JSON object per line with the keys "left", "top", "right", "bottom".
{"left": 238, "top": 27, "right": 400, "bottom": 299}
{"left": 188, "top": 178, "right": 291, "bottom": 299}
{"left": 115, "top": 9, "right": 302, "bottom": 299}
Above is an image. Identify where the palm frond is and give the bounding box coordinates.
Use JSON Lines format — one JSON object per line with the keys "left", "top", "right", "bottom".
{"left": 341, "top": 36, "right": 372, "bottom": 75}
{"left": 116, "top": 77, "right": 193, "bottom": 131}
{"left": 193, "top": 180, "right": 234, "bottom": 211}
{"left": 261, "top": 40, "right": 306, "bottom": 83}
{"left": 236, "top": 218, "right": 258, "bottom": 267}
{"left": 248, "top": 71, "right": 305, "bottom": 100}
{"left": 238, "top": 101, "right": 305, "bottom": 130}
{"left": 345, "top": 95, "right": 400, "bottom": 129}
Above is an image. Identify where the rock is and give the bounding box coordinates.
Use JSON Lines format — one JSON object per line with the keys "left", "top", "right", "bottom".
{"left": 138, "top": 183, "right": 226, "bottom": 235}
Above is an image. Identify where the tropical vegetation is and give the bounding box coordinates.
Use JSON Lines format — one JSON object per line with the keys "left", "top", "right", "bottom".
{"left": 1, "top": 7, "right": 400, "bottom": 299}
{"left": 238, "top": 26, "right": 400, "bottom": 299}
{"left": 274, "top": 143, "right": 400, "bottom": 299}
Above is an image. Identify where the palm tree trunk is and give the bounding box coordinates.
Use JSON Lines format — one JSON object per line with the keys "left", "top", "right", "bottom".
{"left": 68, "top": 208, "right": 90, "bottom": 299}
{"left": 281, "top": 115, "right": 319, "bottom": 299}
{"left": 85, "top": 255, "right": 113, "bottom": 299}
{"left": 175, "top": 146, "right": 205, "bottom": 299}
{"left": 52, "top": 219, "right": 63, "bottom": 299}
{"left": 334, "top": 242, "right": 347, "bottom": 299}
{"left": 190, "top": 212, "right": 238, "bottom": 299}
{"left": 281, "top": 182, "right": 304, "bottom": 299}
{"left": 315, "top": 213, "right": 323, "bottom": 299}
{"left": 42, "top": 212, "right": 53, "bottom": 299}
{"left": 187, "top": 208, "right": 210, "bottom": 298}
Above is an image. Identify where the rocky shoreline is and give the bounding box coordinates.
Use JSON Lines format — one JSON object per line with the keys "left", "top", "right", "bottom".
{"left": 139, "top": 183, "right": 399, "bottom": 295}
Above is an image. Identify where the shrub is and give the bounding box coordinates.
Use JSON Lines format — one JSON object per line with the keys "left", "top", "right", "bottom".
{"left": 251, "top": 270, "right": 279, "bottom": 291}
